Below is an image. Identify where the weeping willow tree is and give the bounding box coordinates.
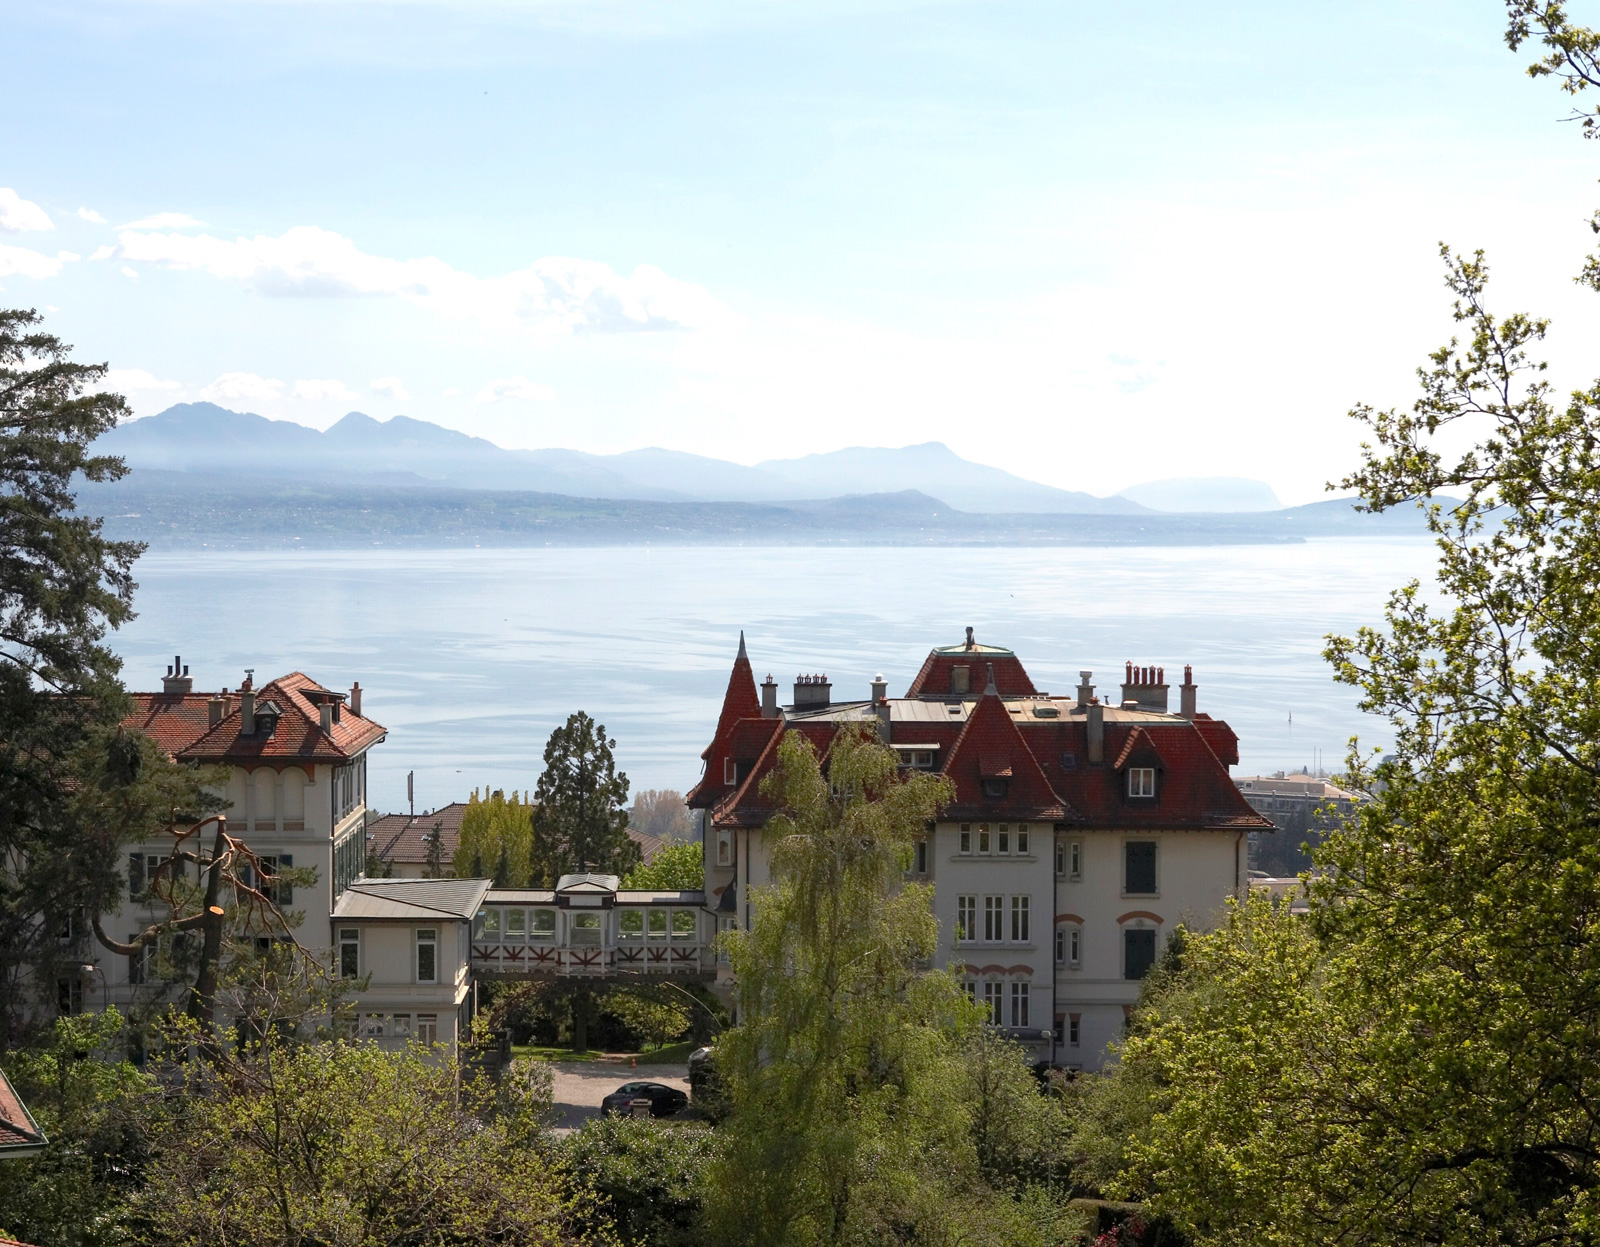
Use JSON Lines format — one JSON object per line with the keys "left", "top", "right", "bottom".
{"left": 702, "top": 725, "right": 1055, "bottom": 1247}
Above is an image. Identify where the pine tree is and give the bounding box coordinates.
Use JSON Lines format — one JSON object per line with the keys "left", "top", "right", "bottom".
{"left": 529, "top": 713, "right": 637, "bottom": 884}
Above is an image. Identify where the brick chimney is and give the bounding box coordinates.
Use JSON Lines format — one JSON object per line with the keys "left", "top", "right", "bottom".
{"left": 1180, "top": 665, "right": 1198, "bottom": 720}
{"left": 162, "top": 655, "right": 192, "bottom": 695}
{"left": 1120, "top": 661, "right": 1170, "bottom": 713}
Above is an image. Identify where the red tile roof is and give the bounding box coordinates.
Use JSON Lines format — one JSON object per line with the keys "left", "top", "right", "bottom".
{"left": 696, "top": 638, "right": 1270, "bottom": 834}
{"left": 905, "top": 645, "right": 1038, "bottom": 698}
{"left": 0, "top": 1068, "right": 46, "bottom": 1157}
{"left": 176, "top": 672, "right": 385, "bottom": 765}
{"left": 125, "top": 672, "right": 386, "bottom": 766}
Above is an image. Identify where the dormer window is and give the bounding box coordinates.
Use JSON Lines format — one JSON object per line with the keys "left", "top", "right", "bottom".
{"left": 723, "top": 757, "right": 737, "bottom": 785}
{"left": 982, "top": 778, "right": 1010, "bottom": 800}
{"left": 1127, "top": 767, "right": 1156, "bottom": 798}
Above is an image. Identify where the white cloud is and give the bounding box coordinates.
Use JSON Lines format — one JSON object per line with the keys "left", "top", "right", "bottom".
{"left": 0, "top": 244, "right": 73, "bottom": 279}
{"left": 476, "top": 376, "right": 557, "bottom": 403}
{"left": 370, "top": 376, "right": 411, "bottom": 401}
{"left": 120, "top": 266, "right": 138, "bottom": 279}
{"left": 89, "top": 245, "right": 115, "bottom": 261}
{"left": 199, "top": 372, "right": 284, "bottom": 402}
{"left": 0, "top": 189, "right": 53, "bottom": 232}
{"left": 442, "top": 386, "right": 461, "bottom": 397}
{"left": 111, "top": 223, "right": 725, "bottom": 335}
{"left": 121, "top": 212, "right": 204, "bottom": 230}
{"left": 105, "top": 368, "right": 184, "bottom": 395}
{"left": 77, "top": 207, "right": 106, "bottom": 224}
{"left": 291, "top": 378, "right": 361, "bottom": 402}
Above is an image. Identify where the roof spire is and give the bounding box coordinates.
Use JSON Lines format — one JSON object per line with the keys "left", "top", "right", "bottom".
{"left": 737, "top": 630, "right": 747, "bottom": 660}
{"left": 984, "top": 662, "right": 998, "bottom": 696}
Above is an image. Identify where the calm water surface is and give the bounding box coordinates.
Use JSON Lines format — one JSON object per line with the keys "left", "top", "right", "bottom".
{"left": 112, "top": 540, "right": 1439, "bottom": 813}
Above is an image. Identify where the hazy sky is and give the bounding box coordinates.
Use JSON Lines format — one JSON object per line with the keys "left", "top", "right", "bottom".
{"left": 4, "top": 0, "right": 1599, "bottom": 503}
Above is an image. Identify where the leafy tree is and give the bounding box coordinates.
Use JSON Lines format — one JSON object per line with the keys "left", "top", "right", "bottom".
{"left": 133, "top": 1032, "right": 596, "bottom": 1246}
{"left": 629, "top": 788, "right": 694, "bottom": 842}
{"left": 454, "top": 787, "right": 533, "bottom": 882}
{"left": 0, "top": 1009, "right": 158, "bottom": 1247}
{"left": 562, "top": 1117, "right": 724, "bottom": 1247}
{"left": 1078, "top": 16, "right": 1600, "bottom": 1232}
{"left": 621, "top": 840, "right": 703, "bottom": 891}
{"left": 605, "top": 989, "right": 690, "bottom": 1052}
{"left": 530, "top": 712, "right": 637, "bottom": 884}
{"left": 702, "top": 725, "right": 1054, "bottom": 1246}
{"left": 0, "top": 309, "right": 143, "bottom": 1039}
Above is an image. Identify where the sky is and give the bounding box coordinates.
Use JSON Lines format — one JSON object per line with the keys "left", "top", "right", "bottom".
{"left": 4, "top": 0, "right": 1600, "bottom": 504}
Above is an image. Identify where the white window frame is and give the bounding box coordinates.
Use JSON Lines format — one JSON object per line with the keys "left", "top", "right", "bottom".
{"left": 977, "top": 826, "right": 991, "bottom": 855}
{"left": 956, "top": 895, "right": 977, "bottom": 943}
{"left": 982, "top": 980, "right": 1003, "bottom": 1027}
{"left": 1068, "top": 1012, "right": 1081, "bottom": 1047}
{"left": 417, "top": 1014, "right": 438, "bottom": 1046}
{"left": 338, "top": 927, "right": 361, "bottom": 978}
{"left": 723, "top": 756, "right": 737, "bottom": 785}
{"left": 1128, "top": 766, "right": 1156, "bottom": 798}
{"left": 1010, "top": 895, "right": 1030, "bottom": 943}
{"left": 1016, "top": 826, "right": 1029, "bottom": 855}
{"left": 416, "top": 928, "right": 438, "bottom": 983}
{"left": 983, "top": 895, "right": 1004, "bottom": 942}
{"left": 958, "top": 825, "right": 972, "bottom": 855}
{"left": 1010, "top": 981, "right": 1030, "bottom": 1028}
{"left": 716, "top": 832, "right": 733, "bottom": 868}
{"left": 997, "top": 826, "right": 1010, "bottom": 855}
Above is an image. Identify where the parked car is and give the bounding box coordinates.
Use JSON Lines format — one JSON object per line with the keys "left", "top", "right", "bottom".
{"left": 599, "top": 1081, "right": 688, "bottom": 1118}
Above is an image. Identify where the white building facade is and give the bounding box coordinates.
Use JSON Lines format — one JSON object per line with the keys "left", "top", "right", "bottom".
{"left": 689, "top": 633, "right": 1270, "bottom": 1071}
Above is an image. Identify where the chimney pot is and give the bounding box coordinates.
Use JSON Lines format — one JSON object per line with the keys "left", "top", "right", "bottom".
{"left": 350, "top": 681, "right": 362, "bottom": 717}
{"left": 1180, "top": 667, "right": 1198, "bottom": 720}
{"left": 965, "top": 626, "right": 975, "bottom": 649}
{"left": 162, "top": 653, "right": 194, "bottom": 696}
{"left": 1076, "top": 670, "right": 1094, "bottom": 710}
{"left": 761, "top": 674, "right": 779, "bottom": 718}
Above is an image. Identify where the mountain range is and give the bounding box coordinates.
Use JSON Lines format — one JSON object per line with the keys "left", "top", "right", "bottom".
{"left": 97, "top": 404, "right": 1172, "bottom": 514}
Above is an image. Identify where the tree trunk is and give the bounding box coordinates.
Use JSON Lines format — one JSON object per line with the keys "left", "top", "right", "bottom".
{"left": 187, "top": 817, "right": 231, "bottom": 1045}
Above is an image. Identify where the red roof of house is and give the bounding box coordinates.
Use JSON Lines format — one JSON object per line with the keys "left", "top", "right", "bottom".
{"left": 175, "top": 672, "right": 385, "bottom": 765}
{"left": 125, "top": 672, "right": 386, "bottom": 766}
{"left": 695, "top": 636, "right": 1270, "bottom": 834}
{"left": 905, "top": 638, "right": 1038, "bottom": 698}
{"left": 0, "top": 1068, "right": 46, "bottom": 1156}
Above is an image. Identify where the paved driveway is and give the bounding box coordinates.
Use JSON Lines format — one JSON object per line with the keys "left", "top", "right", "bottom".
{"left": 549, "top": 1061, "right": 691, "bottom": 1131}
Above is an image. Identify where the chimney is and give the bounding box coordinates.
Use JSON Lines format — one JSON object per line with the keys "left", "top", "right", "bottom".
{"left": 792, "top": 674, "right": 832, "bottom": 710}
{"left": 319, "top": 702, "right": 334, "bottom": 734}
{"left": 871, "top": 674, "right": 891, "bottom": 742}
{"left": 239, "top": 688, "right": 256, "bottom": 734}
{"left": 349, "top": 681, "right": 362, "bottom": 717}
{"left": 1076, "top": 671, "right": 1095, "bottom": 710}
{"left": 761, "top": 674, "right": 779, "bottom": 718}
{"left": 964, "top": 625, "right": 975, "bottom": 650}
{"left": 207, "top": 695, "right": 226, "bottom": 726}
{"left": 1120, "top": 660, "right": 1170, "bottom": 713}
{"left": 1180, "top": 664, "right": 1198, "bottom": 720}
{"left": 162, "top": 655, "right": 193, "bottom": 695}
{"left": 1087, "top": 699, "right": 1104, "bottom": 763}
{"left": 870, "top": 673, "right": 888, "bottom": 703}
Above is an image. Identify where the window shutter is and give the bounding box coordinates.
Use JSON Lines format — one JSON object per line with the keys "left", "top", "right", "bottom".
{"left": 1124, "top": 841, "right": 1157, "bottom": 894}
{"left": 1124, "top": 928, "right": 1157, "bottom": 980}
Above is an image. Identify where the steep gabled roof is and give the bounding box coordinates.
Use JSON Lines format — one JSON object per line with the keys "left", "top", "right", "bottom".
{"left": 177, "top": 672, "right": 385, "bottom": 765}
{"left": 939, "top": 689, "right": 1070, "bottom": 821}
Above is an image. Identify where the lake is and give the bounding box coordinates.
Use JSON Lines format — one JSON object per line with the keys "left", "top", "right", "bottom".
{"left": 110, "top": 539, "right": 1440, "bottom": 814}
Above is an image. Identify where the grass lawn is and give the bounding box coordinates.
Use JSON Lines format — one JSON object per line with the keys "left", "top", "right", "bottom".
{"left": 512, "top": 1039, "right": 699, "bottom": 1066}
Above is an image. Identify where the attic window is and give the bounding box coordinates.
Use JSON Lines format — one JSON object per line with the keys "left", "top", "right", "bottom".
{"left": 982, "top": 778, "right": 1010, "bottom": 800}
{"left": 1127, "top": 767, "right": 1156, "bottom": 798}
{"left": 1060, "top": 751, "right": 1077, "bottom": 770}
{"left": 723, "top": 757, "right": 736, "bottom": 785}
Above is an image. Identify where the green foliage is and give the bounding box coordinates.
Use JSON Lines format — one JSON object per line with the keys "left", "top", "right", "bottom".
{"left": 134, "top": 1036, "right": 597, "bottom": 1246}
{"left": 702, "top": 725, "right": 1062, "bottom": 1246}
{"left": 454, "top": 787, "right": 534, "bottom": 883}
{"left": 621, "top": 840, "right": 704, "bottom": 891}
{"left": 531, "top": 712, "right": 638, "bottom": 884}
{"left": 0, "top": 1009, "right": 158, "bottom": 1247}
{"left": 563, "top": 1117, "right": 724, "bottom": 1247}
{"left": 1079, "top": 180, "right": 1600, "bottom": 1244}
{"left": 0, "top": 310, "right": 149, "bottom": 1036}
{"left": 606, "top": 990, "right": 691, "bottom": 1051}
